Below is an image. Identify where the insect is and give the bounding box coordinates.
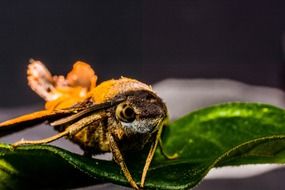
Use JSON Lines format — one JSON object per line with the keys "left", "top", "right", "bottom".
{"left": 0, "top": 59, "right": 176, "bottom": 189}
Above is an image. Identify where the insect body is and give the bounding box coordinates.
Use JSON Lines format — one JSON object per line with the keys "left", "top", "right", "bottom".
{"left": 0, "top": 60, "right": 172, "bottom": 189}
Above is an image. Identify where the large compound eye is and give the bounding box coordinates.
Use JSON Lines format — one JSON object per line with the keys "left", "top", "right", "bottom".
{"left": 116, "top": 104, "right": 136, "bottom": 123}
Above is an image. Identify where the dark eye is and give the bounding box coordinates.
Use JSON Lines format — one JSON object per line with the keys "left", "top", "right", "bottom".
{"left": 116, "top": 104, "right": 136, "bottom": 122}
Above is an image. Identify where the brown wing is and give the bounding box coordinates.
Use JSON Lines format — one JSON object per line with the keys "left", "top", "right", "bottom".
{"left": 50, "top": 100, "right": 121, "bottom": 127}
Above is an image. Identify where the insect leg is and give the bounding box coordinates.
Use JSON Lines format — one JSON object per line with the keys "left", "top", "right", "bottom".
{"left": 12, "top": 113, "right": 102, "bottom": 147}
{"left": 12, "top": 130, "right": 69, "bottom": 147}
{"left": 108, "top": 134, "right": 139, "bottom": 190}
{"left": 158, "top": 138, "right": 178, "bottom": 160}
{"left": 83, "top": 151, "right": 93, "bottom": 158}
{"left": 140, "top": 121, "right": 164, "bottom": 188}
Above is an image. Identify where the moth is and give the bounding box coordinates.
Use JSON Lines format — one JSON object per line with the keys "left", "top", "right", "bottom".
{"left": 0, "top": 59, "right": 176, "bottom": 189}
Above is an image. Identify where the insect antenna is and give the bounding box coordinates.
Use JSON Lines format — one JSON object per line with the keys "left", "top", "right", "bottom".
{"left": 51, "top": 98, "right": 125, "bottom": 127}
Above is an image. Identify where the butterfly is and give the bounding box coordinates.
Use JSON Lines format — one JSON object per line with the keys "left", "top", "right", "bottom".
{"left": 0, "top": 59, "right": 176, "bottom": 189}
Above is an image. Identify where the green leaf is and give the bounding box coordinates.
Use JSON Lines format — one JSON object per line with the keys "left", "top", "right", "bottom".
{"left": 1, "top": 103, "right": 285, "bottom": 189}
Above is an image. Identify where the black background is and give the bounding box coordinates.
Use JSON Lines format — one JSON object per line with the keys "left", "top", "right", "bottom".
{"left": 0, "top": 0, "right": 284, "bottom": 107}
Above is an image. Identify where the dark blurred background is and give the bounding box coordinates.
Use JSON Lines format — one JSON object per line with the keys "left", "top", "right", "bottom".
{"left": 0, "top": 0, "right": 284, "bottom": 107}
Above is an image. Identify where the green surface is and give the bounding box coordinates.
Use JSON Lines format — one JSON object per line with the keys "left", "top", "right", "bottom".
{"left": 1, "top": 103, "right": 285, "bottom": 189}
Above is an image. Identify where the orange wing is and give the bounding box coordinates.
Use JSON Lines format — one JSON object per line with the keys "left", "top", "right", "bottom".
{"left": 0, "top": 60, "right": 98, "bottom": 136}
{"left": 27, "top": 59, "right": 97, "bottom": 110}
{"left": 0, "top": 109, "right": 74, "bottom": 136}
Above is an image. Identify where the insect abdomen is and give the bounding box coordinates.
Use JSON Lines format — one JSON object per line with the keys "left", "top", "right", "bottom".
{"left": 69, "top": 123, "right": 110, "bottom": 154}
